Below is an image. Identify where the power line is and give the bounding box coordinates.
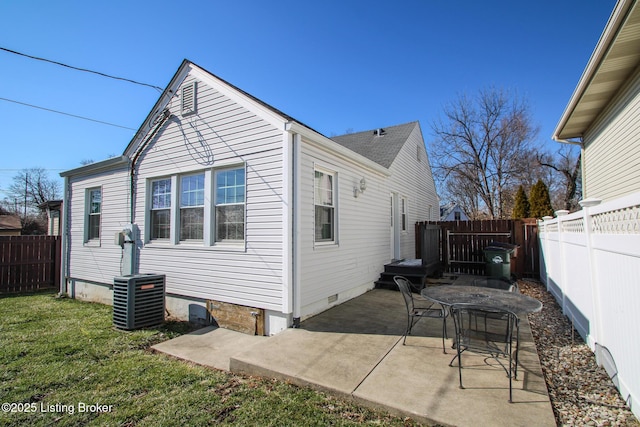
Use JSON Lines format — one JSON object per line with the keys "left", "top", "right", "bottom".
{"left": 0, "top": 96, "right": 137, "bottom": 131}
{"left": 0, "top": 46, "right": 163, "bottom": 91}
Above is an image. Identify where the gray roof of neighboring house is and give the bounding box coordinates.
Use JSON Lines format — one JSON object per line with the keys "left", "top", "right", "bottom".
{"left": 330, "top": 121, "right": 418, "bottom": 168}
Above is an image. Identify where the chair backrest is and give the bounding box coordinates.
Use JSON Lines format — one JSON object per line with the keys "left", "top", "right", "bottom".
{"left": 393, "top": 276, "right": 415, "bottom": 313}
{"left": 450, "top": 304, "right": 518, "bottom": 354}
{"left": 472, "top": 277, "right": 519, "bottom": 292}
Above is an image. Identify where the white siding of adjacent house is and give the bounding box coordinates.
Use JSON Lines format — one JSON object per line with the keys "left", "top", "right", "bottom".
{"left": 66, "top": 166, "right": 130, "bottom": 283}
{"left": 583, "top": 67, "right": 640, "bottom": 201}
{"left": 297, "top": 139, "right": 389, "bottom": 317}
{"left": 133, "top": 71, "right": 288, "bottom": 312}
{"left": 387, "top": 124, "right": 439, "bottom": 259}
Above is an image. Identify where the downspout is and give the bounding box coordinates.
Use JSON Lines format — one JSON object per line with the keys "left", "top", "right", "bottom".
{"left": 292, "top": 132, "right": 302, "bottom": 327}
{"left": 552, "top": 136, "right": 586, "bottom": 197}
{"left": 129, "top": 108, "right": 171, "bottom": 224}
{"left": 59, "top": 176, "right": 70, "bottom": 295}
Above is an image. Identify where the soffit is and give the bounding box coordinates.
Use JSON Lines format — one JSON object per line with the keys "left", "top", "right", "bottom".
{"left": 555, "top": 1, "right": 640, "bottom": 140}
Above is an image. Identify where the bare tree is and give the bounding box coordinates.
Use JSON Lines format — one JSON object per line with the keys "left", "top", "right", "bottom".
{"left": 430, "top": 87, "right": 540, "bottom": 219}
{"left": 537, "top": 145, "right": 582, "bottom": 211}
{"left": 3, "top": 168, "right": 61, "bottom": 216}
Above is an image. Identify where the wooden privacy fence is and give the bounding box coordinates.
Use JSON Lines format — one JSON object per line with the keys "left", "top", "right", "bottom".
{"left": 416, "top": 219, "right": 539, "bottom": 278}
{"left": 0, "top": 235, "right": 61, "bottom": 294}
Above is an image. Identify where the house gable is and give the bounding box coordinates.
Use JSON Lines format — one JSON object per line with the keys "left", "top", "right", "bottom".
{"left": 124, "top": 60, "right": 291, "bottom": 159}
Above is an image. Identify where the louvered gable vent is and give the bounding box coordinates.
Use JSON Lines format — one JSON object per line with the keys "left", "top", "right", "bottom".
{"left": 181, "top": 81, "right": 196, "bottom": 115}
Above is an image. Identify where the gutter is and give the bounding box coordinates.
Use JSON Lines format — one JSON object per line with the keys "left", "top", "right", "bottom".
{"left": 552, "top": 137, "right": 584, "bottom": 148}
{"left": 60, "top": 155, "right": 129, "bottom": 178}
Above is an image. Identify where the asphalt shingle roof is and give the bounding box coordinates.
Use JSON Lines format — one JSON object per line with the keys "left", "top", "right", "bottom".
{"left": 330, "top": 121, "right": 418, "bottom": 168}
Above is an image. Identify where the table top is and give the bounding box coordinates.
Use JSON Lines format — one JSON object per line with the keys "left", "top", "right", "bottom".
{"left": 421, "top": 285, "right": 543, "bottom": 314}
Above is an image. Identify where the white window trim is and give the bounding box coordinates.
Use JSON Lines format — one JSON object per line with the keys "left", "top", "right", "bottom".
{"left": 314, "top": 165, "right": 338, "bottom": 247}
{"left": 401, "top": 196, "right": 408, "bottom": 233}
{"left": 145, "top": 165, "right": 245, "bottom": 249}
{"left": 178, "top": 172, "right": 207, "bottom": 244}
{"left": 148, "top": 176, "right": 173, "bottom": 242}
{"left": 214, "top": 166, "right": 247, "bottom": 244}
{"left": 84, "top": 187, "right": 101, "bottom": 246}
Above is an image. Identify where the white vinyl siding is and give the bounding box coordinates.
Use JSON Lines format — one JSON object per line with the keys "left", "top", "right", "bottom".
{"left": 67, "top": 166, "right": 130, "bottom": 283}
{"left": 298, "top": 141, "right": 389, "bottom": 316}
{"left": 388, "top": 125, "right": 439, "bottom": 258}
{"left": 583, "top": 70, "right": 640, "bottom": 201}
{"left": 132, "top": 71, "right": 287, "bottom": 311}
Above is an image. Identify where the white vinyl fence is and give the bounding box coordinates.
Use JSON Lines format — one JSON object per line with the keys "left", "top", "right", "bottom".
{"left": 538, "top": 193, "right": 640, "bottom": 418}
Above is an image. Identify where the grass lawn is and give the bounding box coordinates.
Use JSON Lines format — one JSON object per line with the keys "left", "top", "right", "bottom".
{"left": 0, "top": 292, "right": 423, "bottom": 426}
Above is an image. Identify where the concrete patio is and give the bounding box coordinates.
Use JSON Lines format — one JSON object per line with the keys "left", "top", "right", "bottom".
{"left": 152, "top": 286, "right": 556, "bottom": 427}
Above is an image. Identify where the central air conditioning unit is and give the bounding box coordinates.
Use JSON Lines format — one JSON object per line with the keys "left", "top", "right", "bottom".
{"left": 113, "top": 274, "right": 165, "bottom": 330}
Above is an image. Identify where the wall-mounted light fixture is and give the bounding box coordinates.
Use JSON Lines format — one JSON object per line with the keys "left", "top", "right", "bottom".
{"left": 353, "top": 177, "right": 367, "bottom": 198}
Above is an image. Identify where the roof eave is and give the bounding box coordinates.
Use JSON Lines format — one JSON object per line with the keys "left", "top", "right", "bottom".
{"left": 286, "top": 122, "right": 390, "bottom": 176}
{"left": 60, "top": 155, "right": 130, "bottom": 178}
{"left": 553, "top": 0, "right": 635, "bottom": 141}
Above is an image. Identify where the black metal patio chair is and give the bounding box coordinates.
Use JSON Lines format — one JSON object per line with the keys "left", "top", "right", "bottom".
{"left": 393, "top": 275, "right": 448, "bottom": 353}
{"left": 449, "top": 303, "right": 520, "bottom": 403}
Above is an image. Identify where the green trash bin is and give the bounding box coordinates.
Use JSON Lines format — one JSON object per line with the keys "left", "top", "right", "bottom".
{"left": 483, "top": 246, "right": 511, "bottom": 279}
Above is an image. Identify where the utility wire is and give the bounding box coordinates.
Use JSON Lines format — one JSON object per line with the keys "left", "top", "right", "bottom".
{"left": 0, "top": 97, "right": 137, "bottom": 131}
{"left": 0, "top": 46, "right": 163, "bottom": 91}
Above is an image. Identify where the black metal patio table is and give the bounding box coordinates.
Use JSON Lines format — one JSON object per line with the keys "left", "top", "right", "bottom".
{"left": 420, "top": 285, "right": 543, "bottom": 315}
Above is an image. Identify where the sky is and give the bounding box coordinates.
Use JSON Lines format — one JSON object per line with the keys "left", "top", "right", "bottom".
{"left": 0, "top": 0, "right": 617, "bottom": 201}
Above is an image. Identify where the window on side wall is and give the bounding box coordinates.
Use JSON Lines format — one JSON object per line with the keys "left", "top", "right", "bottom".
{"left": 150, "top": 178, "right": 171, "bottom": 240}
{"left": 314, "top": 168, "right": 336, "bottom": 244}
{"left": 86, "top": 188, "right": 101, "bottom": 241}
{"left": 215, "top": 167, "right": 245, "bottom": 241}
{"left": 401, "top": 197, "right": 407, "bottom": 232}
{"left": 180, "top": 174, "right": 205, "bottom": 241}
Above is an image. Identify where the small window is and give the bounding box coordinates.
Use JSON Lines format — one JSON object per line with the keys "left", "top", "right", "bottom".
{"left": 215, "top": 168, "right": 245, "bottom": 241}
{"left": 87, "top": 188, "right": 101, "bottom": 241}
{"left": 315, "top": 168, "right": 336, "bottom": 243}
{"left": 150, "top": 179, "right": 171, "bottom": 240}
{"left": 454, "top": 211, "right": 461, "bottom": 221}
{"left": 401, "top": 197, "right": 407, "bottom": 232}
{"left": 180, "top": 174, "right": 205, "bottom": 241}
{"left": 181, "top": 82, "right": 197, "bottom": 115}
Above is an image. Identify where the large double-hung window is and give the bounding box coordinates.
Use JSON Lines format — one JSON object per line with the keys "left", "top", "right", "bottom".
{"left": 314, "top": 168, "right": 336, "bottom": 244}
{"left": 215, "top": 168, "right": 245, "bottom": 241}
{"left": 147, "top": 166, "right": 245, "bottom": 245}
{"left": 86, "top": 188, "right": 101, "bottom": 241}
{"left": 150, "top": 178, "right": 171, "bottom": 240}
{"left": 180, "top": 174, "right": 205, "bottom": 241}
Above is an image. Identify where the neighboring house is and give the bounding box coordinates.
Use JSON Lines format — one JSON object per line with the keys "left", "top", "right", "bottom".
{"left": 0, "top": 215, "right": 21, "bottom": 236}
{"left": 39, "top": 200, "right": 63, "bottom": 236}
{"left": 439, "top": 203, "right": 468, "bottom": 221}
{"left": 553, "top": 0, "right": 640, "bottom": 202}
{"left": 59, "top": 60, "right": 439, "bottom": 335}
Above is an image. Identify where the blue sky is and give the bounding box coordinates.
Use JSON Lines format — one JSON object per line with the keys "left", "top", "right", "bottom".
{"left": 0, "top": 1, "right": 616, "bottom": 200}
